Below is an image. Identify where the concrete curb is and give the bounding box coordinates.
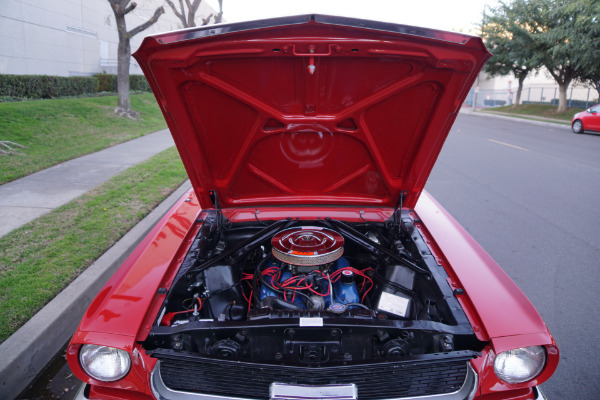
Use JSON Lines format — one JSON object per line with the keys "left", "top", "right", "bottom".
{"left": 0, "top": 180, "right": 192, "bottom": 400}
{"left": 459, "top": 108, "right": 572, "bottom": 130}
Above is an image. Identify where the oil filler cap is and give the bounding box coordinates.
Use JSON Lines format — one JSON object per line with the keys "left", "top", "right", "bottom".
{"left": 328, "top": 303, "right": 347, "bottom": 314}
{"left": 340, "top": 270, "right": 355, "bottom": 284}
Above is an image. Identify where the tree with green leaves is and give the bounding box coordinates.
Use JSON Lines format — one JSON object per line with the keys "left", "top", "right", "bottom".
{"left": 482, "top": 0, "right": 600, "bottom": 112}
{"left": 524, "top": 0, "right": 585, "bottom": 112}
{"left": 554, "top": 0, "right": 600, "bottom": 100}
{"left": 482, "top": 0, "right": 540, "bottom": 107}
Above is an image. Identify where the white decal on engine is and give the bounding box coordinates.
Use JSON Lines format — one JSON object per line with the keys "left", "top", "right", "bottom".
{"left": 299, "top": 317, "right": 324, "bottom": 327}
{"left": 378, "top": 291, "right": 410, "bottom": 317}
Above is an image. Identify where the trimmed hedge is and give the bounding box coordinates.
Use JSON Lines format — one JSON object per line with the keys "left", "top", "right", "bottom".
{"left": 522, "top": 99, "right": 598, "bottom": 109}
{"left": 94, "top": 73, "right": 151, "bottom": 93}
{"left": 552, "top": 98, "right": 598, "bottom": 109}
{"left": 131, "top": 75, "right": 151, "bottom": 92}
{"left": 0, "top": 75, "right": 99, "bottom": 99}
{"left": 95, "top": 73, "right": 115, "bottom": 92}
{"left": 0, "top": 73, "right": 152, "bottom": 100}
{"left": 484, "top": 99, "right": 506, "bottom": 106}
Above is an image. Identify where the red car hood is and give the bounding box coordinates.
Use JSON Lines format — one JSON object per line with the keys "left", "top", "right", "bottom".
{"left": 134, "top": 15, "right": 490, "bottom": 209}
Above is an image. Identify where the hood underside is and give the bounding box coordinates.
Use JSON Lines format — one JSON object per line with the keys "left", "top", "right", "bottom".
{"left": 134, "top": 15, "right": 490, "bottom": 209}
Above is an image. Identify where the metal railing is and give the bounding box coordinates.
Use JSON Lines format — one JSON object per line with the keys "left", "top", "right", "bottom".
{"left": 465, "top": 86, "right": 599, "bottom": 109}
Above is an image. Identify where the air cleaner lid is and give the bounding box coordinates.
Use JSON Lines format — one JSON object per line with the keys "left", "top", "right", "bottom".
{"left": 271, "top": 226, "right": 344, "bottom": 266}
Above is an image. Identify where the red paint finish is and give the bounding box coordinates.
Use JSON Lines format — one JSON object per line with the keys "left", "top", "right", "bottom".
{"left": 413, "top": 192, "right": 559, "bottom": 394}
{"left": 572, "top": 103, "right": 600, "bottom": 133}
{"left": 225, "top": 206, "right": 394, "bottom": 223}
{"left": 77, "top": 190, "right": 200, "bottom": 338}
{"left": 68, "top": 196, "right": 560, "bottom": 397}
{"left": 134, "top": 15, "right": 490, "bottom": 210}
{"left": 271, "top": 227, "right": 344, "bottom": 259}
{"left": 414, "top": 191, "right": 551, "bottom": 343}
{"left": 470, "top": 342, "right": 558, "bottom": 396}
{"left": 67, "top": 337, "right": 153, "bottom": 395}
{"left": 67, "top": 15, "right": 558, "bottom": 399}
{"left": 66, "top": 189, "right": 201, "bottom": 393}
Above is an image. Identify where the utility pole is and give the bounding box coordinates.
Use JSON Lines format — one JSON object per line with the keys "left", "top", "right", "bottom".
{"left": 473, "top": 6, "right": 485, "bottom": 111}
{"left": 472, "top": 74, "right": 480, "bottom": 110}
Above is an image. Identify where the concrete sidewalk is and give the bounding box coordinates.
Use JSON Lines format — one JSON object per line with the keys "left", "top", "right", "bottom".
{"left": 0, "top": 129, "right": 174, "bottom": 238}
{"left": 459, "top": 107, "right": 572, "bottom": 128}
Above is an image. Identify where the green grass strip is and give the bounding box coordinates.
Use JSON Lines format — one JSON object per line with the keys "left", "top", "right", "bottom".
{"left": 481, "top": 104, "right": 578, "bottom": 122}
{"left": 0, "top": 147, "right": 187, "bottom": 343}
{"left": 0, "top": 94, "right": 167, "bottom": 184}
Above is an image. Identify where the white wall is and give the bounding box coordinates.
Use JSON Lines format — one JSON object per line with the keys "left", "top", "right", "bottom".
{"left": 0, "top": 0, "right": 217, "bottom": 76}
{"left": 472, "top": 67, "right": 597, "bottom": 106}
{"left": 480, "top": 67, "right": 592, "bottom": 91}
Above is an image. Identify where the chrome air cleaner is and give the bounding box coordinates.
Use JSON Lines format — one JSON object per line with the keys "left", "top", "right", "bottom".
{"left": 271, "top": 226, "right": 344, "bottom": 268}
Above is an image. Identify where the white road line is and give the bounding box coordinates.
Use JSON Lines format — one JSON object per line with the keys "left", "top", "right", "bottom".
{"left": 488, "top": 139, "right": 529, "bottom": 151}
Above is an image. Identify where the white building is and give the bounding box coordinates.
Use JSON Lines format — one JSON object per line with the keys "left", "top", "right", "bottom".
{"left": 0, "top": 0, "right": 218, "bottom": 76}
{"left": 468, "top": 68, "right": 598, "bottom": 108}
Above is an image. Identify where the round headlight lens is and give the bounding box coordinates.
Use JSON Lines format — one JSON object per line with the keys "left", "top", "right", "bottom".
{"left": 79, "top": 344, "right": 131, "bottom": 382}
{"left": 494, "top": 346, "right": 546, "bottom": 383}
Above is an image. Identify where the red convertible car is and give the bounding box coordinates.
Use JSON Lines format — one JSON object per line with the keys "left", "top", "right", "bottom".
{"left": 67, "top": 15, "right": 558, "bottom": 400}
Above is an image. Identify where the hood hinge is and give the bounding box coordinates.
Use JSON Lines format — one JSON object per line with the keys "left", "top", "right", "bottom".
{"left": 393, "top": 191, "right": 407, "bottom": 226}
{"left": 208, "top": 190, "right": 229, "bottom": 239}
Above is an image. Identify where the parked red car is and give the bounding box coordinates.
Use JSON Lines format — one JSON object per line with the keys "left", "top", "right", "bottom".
{"left": 67, "top": 15, "right": 558, "bottom": 400}
{"left": 572, "top": 103, "right": 600, "bottom": 133}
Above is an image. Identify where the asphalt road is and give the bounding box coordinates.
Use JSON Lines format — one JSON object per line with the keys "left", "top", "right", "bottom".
{"left": 425, "top": 112, "right": 600, "bottom": 400}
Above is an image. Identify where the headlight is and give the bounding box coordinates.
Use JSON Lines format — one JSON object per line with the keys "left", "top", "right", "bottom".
{"left": 79, "top": 344, "right": 131, "bottom": 382}
{"left": 494, "top": 346, "right": 546, "bottom": 383}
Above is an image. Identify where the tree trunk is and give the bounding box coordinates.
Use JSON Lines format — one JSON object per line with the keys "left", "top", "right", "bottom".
{"left": 593, "top": 81, "right": 600, "bottom": 101}
{"left": 108, "top": 1, "right": 163, "bottom": 119}
{"left": 557, "top": 82, "right": 569, "bottom": 113}
{"left": 113, "top": 5, "right": 133, "bottom": 116}
{"left": 116, "top": 30, "right": 131, "bottom": 112}
{"left": 166, "top": 0, "right": 202, "bottom": 28}
{"left": 514, "top": 75, "right": 526, "bottom": 108}
{"left": 214, "top": 0, "right": 223, "bottom": 23}
{"left": 547, "top": 67, "right": 573, "bottom": 113}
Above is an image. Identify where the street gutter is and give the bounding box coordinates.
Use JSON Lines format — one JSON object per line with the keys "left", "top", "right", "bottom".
{"left": 0, "top": 180, "right": 192, "bottom": 400}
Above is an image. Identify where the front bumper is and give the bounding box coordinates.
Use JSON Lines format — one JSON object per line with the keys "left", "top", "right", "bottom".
{"left": 74, "top": 379, "right": 548, "bottom": 400}
{"left": 150, "top": 360, "right": 478, "bottom": 400}
{"left": 532, "top": 387, "right": 547, "bottom": 400}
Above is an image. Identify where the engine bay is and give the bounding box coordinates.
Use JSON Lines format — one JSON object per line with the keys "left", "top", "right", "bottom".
{"left": 143, "top": 211, "right": 483, "bottom": 365}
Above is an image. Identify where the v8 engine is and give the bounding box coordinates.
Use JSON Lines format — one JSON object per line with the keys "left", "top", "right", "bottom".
{"left": 145, "top": 215, "right": 470, "bottom": 365}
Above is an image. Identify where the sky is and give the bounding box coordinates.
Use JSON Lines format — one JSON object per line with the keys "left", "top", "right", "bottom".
{"left": 204, "top": 0, "right": 500, "bottom": 34}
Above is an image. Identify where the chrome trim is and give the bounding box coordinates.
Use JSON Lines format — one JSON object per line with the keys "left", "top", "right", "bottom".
{"left": 270, "top": 382, "right": 357, "bottom": 400}
{"left": 466, "top": 364, "right": 479, "bottom": 400}
{"left": 272, "top": 245, "right": 344, "bottom": 266}
{"left": 152, "top": 15, "right": 474, "bottom": 46}
{"left": 380, "top": 363, "right": 478, "bottom": 400}
{"left": 72, "top": 383, "right": 88, "bottom": 400}
{"left": 151, "top": 360, "right": 479, "bottom": 400}
{"left": 532, "top": 387, "right": 548, "bottom": 400}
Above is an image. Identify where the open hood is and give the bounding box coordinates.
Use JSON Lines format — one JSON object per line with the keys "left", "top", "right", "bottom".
{"left": 134, "top": 15, "right": 490, "bottom": 209}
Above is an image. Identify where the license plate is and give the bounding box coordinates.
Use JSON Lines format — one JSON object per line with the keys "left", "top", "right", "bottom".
{"left": 270, "top": 383, "right": 357, "bottom": 400}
